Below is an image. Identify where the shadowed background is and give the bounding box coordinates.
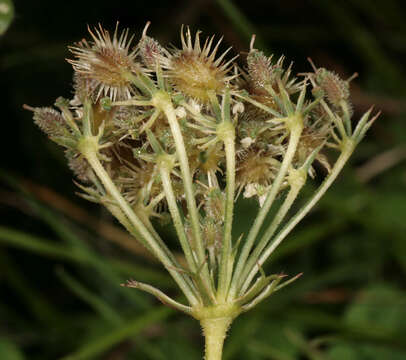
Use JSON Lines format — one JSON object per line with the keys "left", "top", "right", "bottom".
{"left": 1, "top": 0, "right": 406, "bottom": 359}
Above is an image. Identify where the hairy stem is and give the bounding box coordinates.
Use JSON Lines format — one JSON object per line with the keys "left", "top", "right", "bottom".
{"left": 160, "top": 162, "right": 212, "bottom": 304}
{"left": 217, "top": 125, "right": 236, "bottom": 301}
{"left": 159, "top": 163, "right": 198, "bottom": 274}
{"left": 201, "top": 317, "right": 232, "bottom": 360}
{"left": 229, "top": 115, "right": 303, "bottom": 300}
{"left": 241, "top": 140, "right": 355, "bottom": 291}
{"left": 238, "top": 170, "right": 305, "bottom": 295}
{"left": 155, "top": 92, "right": 215, "bottom": 299}
{"left": 81, "top": 141, "right": 199, "bottom": 305}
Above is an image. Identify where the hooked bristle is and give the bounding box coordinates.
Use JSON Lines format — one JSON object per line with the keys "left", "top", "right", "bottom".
{"left": 161, "top": 26, "right": 237, "bottom": 103}
{"left": 68, "top": 23, "right": 139, "bottom": 102}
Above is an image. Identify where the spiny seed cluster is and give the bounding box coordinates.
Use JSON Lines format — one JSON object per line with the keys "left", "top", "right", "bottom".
{"left": 28, "top": 23, "right": 357, "bottom": 254}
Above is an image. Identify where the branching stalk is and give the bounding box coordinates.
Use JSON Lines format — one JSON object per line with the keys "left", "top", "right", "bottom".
{"left": 81, "top": 141, "right": 200, "bottom": 305}
{"left": 159, "top": 163, "right": 198, "bottom": 273}
{"left": 123, "top": 280, "right": 192, "bottom": 315}
{"left": 229, "top": 114, "right": 303, "bottom": 299}
{"left": 217, "top": 126, "right": 236, "bottom": 301}
{"left": 30, "top": 22, "right": 377, "bottom": 360}
{"left": 160, "top": 161, "right": 214, "bottom": 304}
{"left": 240, "top": 140, "right": 355, "bottom": 292}
{"left": 153, "top": 92, "right": 215, "bottom": 299}
{"left": 238, "top": 169, "right": 305, "bottom": 295}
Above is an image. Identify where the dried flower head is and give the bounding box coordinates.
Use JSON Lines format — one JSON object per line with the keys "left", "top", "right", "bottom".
{"left": 28, "top": 22, "right": 378, "bottom": 360}
{"left": 137, "top": 22, "right": 168, "bottom": 69}
{"left": 308, "top": 58, "right": 357, "bottom": 115}
{"left": 247, "top": 46, "right": 275, "bottom": 90}
{"left": 68, "top": 23, "right": 139, "bottom": 102}
{"left": 66, "top": 150, "right": 91, "bottom": 182}
{"left": 27, "top": 106, "right": 66, "bottom": 137}
{"left": 246, "top": 36, "right": 299, "bottom": 95}
{"left": 236, "top": 150, "right": 278, "bottom": 197}
{"left": 316, "top": 68, "right": 350, "bottom": 107}
{"left": 162, "top": 26, "right": 237, "bottom": 103}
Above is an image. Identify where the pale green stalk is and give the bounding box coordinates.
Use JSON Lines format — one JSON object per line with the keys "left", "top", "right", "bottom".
{"left": 217, "top": 125, "right": 236, "bottom": 301}
{"left": 103, "top": 201, "right": 152, "bottom": 253}
{"left": 201, "top": 317, "right": 233, "bottom": 360}
{"left": 160, "top": 161, "right": 212, "bottom": 303}
{"left": 80, "top": 140, "right": 199, "bottom": 306}
{"left": 152, "top": 92, "right": 215, "bottom": 299}
{"left": 237, "top": 169, "right": 305, "bottom": 295}
{"left": 124, "top": 280, "right": 192, "bottom": 315}
{"left": 133, "top": 210, "right": 201, "bottom": 296}
{"left": 193, "top": 303, "right": 240, "bottom": 360}
{"left": 240, "top": 140, "right": 355, "bottom": 293}
{"left": 159, "top": 163, "right": 199, "bottom": 274}
{"left": 228, "top": 114, "right": 303, "bottom": 300}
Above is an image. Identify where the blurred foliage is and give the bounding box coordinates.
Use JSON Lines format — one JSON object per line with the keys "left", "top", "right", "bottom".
{"left": 1, "top": 0, "right": 406, "bottom": 359}
{"left": 0, "top": 0, "right": 13, "bottom": 35}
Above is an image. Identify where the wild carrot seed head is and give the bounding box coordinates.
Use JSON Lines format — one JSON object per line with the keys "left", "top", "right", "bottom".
{"left": 161, "top": 26, "right": 237, "bottom": 103}
{"left": 68, "top": 23, "right": 139, "bottom": 102}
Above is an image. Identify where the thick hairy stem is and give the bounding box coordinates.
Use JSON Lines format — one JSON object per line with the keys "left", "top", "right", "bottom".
{"left": 81, "top": 143, "right": 199, "bottom": 306}
{"left": 229, "top": 115, "right": 303, "bottom": 299}
{"left": 241, "top": 141, "right": 355, "bottom": 291}
{"left": 201, "top": 317, "right": 232, "bottom": 360}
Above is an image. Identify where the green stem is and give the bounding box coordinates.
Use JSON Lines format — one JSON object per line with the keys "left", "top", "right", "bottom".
{"left": 240, "top": 141, "right": 355, "bottom": 292}
{"left": 159, "top": 163, "right": 198, "bottom": 274}
{"left": 160, "top": 162, "right": 211, "bottom": 303}
{"left": 123, "top": 280, "right": 192, "bottom": 315}
{"left": 229, "top": 115, "right": 303, "bottom": 300}
{"left": 201, "top": 316, "right": 232, "bottom": 360}
{"left": 103, "top": 200, "right": 152, "bottom": 253}
{"left": 238, "top": 169, "right": 305, "bottom": 295}
{"left": 218, "top": 128, "right": 236, "bottom": 301}
{"left": 155, "top": 93, "right": 214, "bottom": 299}
{"left": 81, "top": 141, "right": 199, "bottom": 306}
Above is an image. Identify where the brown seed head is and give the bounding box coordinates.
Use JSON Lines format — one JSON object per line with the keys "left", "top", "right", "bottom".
{"left": 247, "top": 49, "right": 274, "bottom": 89}
{"left": 28, "top": 106, "right": 66, "bottom": 138}
{"left": 162, "top": 26, "right": 237, "bottom": 103}
{"left": 137, "top": 22, "right": 168, "bottom": 69}
{"left": 315, "top": 68, "right": 350, "bottom": 107}
{"left": 68, "top": 24, "right": 139, "bottom": 101}
{"left": 66, "top": 150, "right": 91, "bottom": 182}
{"left": 236, "top": 150, "right": 277, "bottom": 192}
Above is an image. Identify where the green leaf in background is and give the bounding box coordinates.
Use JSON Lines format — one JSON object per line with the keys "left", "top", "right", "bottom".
{"left": 326, "top": 284, "right": 406, "bottom": 360}
{"left": 61, "top": 307, "right": 172, "bottom": 360}
{"left": 344, "top": 284, "right": 406, "bottom": 335}
{"left": 328, "top": 343, "right": 406, "bottom": 360}
{"left": 0, "top": 339, "right": 25, "bottom": 360}
{"left": 0, "top": 0, "right": 13, "bottom": 35}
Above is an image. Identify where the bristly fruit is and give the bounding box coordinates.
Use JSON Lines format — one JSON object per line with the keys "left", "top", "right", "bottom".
{"left": 27, "top": 106, "right": 66, "bottom": 137}
{"left": 137, "top": 21, "right": 168, "bottom": 70}
{"left": 68, "top": 23, "right": 139, "bottom": 102}
{"left": 161, "top": 26, "right": 238, "bottom": 103}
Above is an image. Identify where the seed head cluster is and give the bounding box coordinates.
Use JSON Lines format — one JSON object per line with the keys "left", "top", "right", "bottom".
{"left": 26, "top": 23, "right": 377, "bottom": 313}
{"left": 68, "top": 24, "right": 139, "bottom": 101}
{"left": 29, "top": 23, "right": 360, "bottom": 211}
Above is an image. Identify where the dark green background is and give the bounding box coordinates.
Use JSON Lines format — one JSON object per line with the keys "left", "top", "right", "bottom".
{"left": 1, "top": 0, "right": 406, "bottom": 359}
